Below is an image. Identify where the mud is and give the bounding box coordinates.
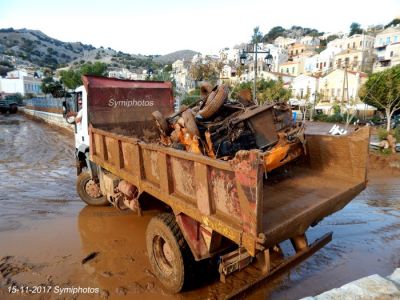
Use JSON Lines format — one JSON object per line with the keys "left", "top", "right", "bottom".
{"left": 0, "top": 114, "right": 400, "bottom": 299}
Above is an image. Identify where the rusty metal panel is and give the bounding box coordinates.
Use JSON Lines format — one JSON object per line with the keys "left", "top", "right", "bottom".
{"left": 83, "top": 75, "right": 174, "bottom": 139}
{"left": 142, "top": 149, "right": 161, "bottom": 187}
{"left": 170, "top": 157, "right": 196, "bottom": 201}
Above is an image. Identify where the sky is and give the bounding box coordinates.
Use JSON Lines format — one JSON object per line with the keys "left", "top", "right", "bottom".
{"left": 0, "top": 0, "right": 399, "bottom": 55}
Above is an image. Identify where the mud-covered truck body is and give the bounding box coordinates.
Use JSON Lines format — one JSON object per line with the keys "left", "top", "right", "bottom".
{"left": 69, "top": 75, "right": 370, "bottom": 294}
{"left": 0, "top": 98, "right": 18, "bottom": 114}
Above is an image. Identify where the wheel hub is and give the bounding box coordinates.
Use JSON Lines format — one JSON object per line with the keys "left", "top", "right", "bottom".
{"left": 85, "top": 180, "right": 101, "bottom": 198}
{"left": 153, "top": 236, "right": 174, "bottom": 275}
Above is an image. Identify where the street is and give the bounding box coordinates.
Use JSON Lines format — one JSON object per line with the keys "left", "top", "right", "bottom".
{"left": 0, "top": 114, "right": 399, "bottom": 300}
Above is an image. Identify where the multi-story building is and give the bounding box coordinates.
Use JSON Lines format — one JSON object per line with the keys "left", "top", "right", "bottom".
{"left": 373, "top": 25, "right": 400, "bottom": 72}
{"left": 318, "top": 69, "right": 367, "bottom": 104}
{"left": 304, "top": 47, "right": 343, "bottom": 74}
{"left": 291, "top": 74, "right": 319, "bottom": 103}
{"left": 327, "top": 34, "right": 375, "bottom": 51}
{"left": 274, "top": 36, "right": 297, "bottom": 49}
{"left": 334, "top": 49, "right": 374, "bottom": 73}
{"left": 300, "top": 36, "right": 320, "bottom": 47}
{"left": 279, "top": 60, "right": 305, "bottom": 76}
{"left": 0, "top": 69, "right": 42, "bottom": 96}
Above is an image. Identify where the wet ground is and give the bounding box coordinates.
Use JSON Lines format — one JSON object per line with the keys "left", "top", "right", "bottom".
{"left": 0, "top": 113, "right": 399, "bottom": 299}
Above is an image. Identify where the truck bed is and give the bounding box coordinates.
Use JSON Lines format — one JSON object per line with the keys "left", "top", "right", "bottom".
{"left": 89, "top": 125, "right": 369, "bottom": 257}
{"left": 262, "top": 167, "right": 363, "bottom": 247}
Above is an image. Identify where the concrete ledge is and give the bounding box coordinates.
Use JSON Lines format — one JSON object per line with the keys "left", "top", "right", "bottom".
{"left": 302, "top": 268, "right": 400, "bottom": 299}
{"left": 20, "top": 107, "right": 73, "bottom": 131}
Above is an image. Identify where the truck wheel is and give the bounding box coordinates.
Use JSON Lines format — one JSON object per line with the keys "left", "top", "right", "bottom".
{"left": 9, "top": 105, "right": 17, "bottom": 114}
{"left": 76, "top": 172, "right": 108, "bottom": 206}
{"left": 198, "top": 84, "right": 228, "bottom": 119}
{"left": 146, "top": 213, "right": 193, "bottom": 293}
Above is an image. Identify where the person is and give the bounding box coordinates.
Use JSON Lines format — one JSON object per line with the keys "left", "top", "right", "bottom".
{"left": 66, "top": 94, "right": 83, "bottom": 126}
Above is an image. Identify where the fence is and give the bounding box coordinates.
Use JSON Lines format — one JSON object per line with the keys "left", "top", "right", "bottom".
{"left": 23, "top": 97, "right": 76, "bottom": 115}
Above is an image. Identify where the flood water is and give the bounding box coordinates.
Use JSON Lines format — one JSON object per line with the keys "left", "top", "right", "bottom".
{"left": 0, "top": 113, "right": 399, "bottom": 300}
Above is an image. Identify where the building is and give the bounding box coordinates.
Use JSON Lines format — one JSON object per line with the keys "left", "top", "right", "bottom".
{"left": 304, "top": 47, "right": 343, "bottom": 74}
{"left": 327, "top": 34, "right": 375, "bottom": 52}
{"left": 300, "top": 36, "right": 321, "bottom": 47}
{"left": 334, "top": 49, "right": 374, "bottom": 73}
{"left": 318, "top": 69, "right": 368, "bottom": 105}
{"left": 279, "top": 60, "right": 305, "bottom": 76}
{"left": 373, "top": 25, "right": 400, "bottom": 72}
{"left": 0, "top": 69, "right": 42, "bottom": 96}
{"left": 274, "top": 37, "right": 297, "bottom": 49}
{"left": 291, "top": 74, "right": 319, "bottom": 103}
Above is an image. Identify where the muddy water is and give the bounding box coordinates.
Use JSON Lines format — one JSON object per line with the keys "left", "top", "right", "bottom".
{"left": 0, "top": 114, "right": 400, "bottom": 299}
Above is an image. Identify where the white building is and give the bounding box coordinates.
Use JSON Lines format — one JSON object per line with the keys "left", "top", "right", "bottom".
{"left": 0, "top": 69, "right": 42, "bottom": 96}
{"left": 304, "top": 47, "right": 342, "bottom": 74}
{"left": 300, "top": 36, "right": 320, "bottom": 47}
{"left": 373, "top": 25, "right": 400, "bottom": 72}
{"left": 290, "top": 74, "right": 319, "bottom": 103}
{"left": 274, "top": 36, "right": 297, "bottom": 49}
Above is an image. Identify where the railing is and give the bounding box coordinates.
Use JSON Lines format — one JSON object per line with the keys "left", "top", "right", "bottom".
{"left": 23, "top": 97, "right": 75, "bottom": 114}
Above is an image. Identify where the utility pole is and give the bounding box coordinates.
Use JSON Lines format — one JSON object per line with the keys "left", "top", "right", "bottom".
{"left": 253, "top": 44, "right": 258, "bottom": 104}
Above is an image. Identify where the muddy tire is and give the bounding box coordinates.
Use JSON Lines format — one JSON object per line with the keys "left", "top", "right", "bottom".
{"left": 152, "top": 111, "right": 170, "bottom": 135}
{"left": 199, "top": 85, "right": 228, "bottom": 119}
{"left": 182, "top": 109, "right": 200, "bottom": 137}
{"left": 146, "top": 213, "right": 193, "bottom": 293}
{"left": 76, "top": 172, "right": 108, "bottom": 206}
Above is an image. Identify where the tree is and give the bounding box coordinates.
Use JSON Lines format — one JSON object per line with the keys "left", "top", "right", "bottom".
{"left": 251, "top": 26, "right": 263, "bottom": 44}
{"left": 60, "top": 62, "right": 108, "bottom": 89}
{"left": 263, "top": 26, "right": 286, "bottom": 43}
{"left": 41, "top": 76, "right": 66, "bottom": 97}
{"left": 189, "top": 56, "right": 223, "bottom": 85}
{"left": 359, "top": 65, "right": 400, "bottom": 131}
{"left": 231, "top": 78, "right": 291, "bottom": 104}
{"left": 385, "top": 18, "right": 400, "bottom": 29}
{"left": 349, "top": 22, "right": 363, "bottom": 36}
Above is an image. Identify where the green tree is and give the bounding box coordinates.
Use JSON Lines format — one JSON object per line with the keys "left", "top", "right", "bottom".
{"left": 41, "top": 76, "right": 65, "bottom": 97}
{"left": 231, "top": 78, "right": 291, "bottom": 104}
{"left": 349, "top": 22, "right": 363, "bottom": 36}
{"left": 263, "top": 26, "right": 286, "bottom": 43}
{"left": 189, "top": 56, "right": 223, "bottom": 85}
{"left": 251, "top": 26, "right": 263, "bottom": 44}
{"left": 60, "top": 62, "right": 108, "bottom": 89}
{"left": 385, "top": 18, "right": 400, "bottom": 29}
{"left": 359, "top": 65, "right": 400, "bottom": 131}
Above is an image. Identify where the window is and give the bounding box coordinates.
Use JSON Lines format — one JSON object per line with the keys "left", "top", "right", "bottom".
{"left": 286, "top": 68, "right": 289, "bottom": 73}
{"left": 379, "top": 38, "right": 383, "bottom": 45}
{"left": 360, "top": 41, "right": 362, "bottom": 47}
{"left": 330, "top": 62, "right": 333, "bottom": 67}
{"left": 395, "top": 36, "right": 398, "bottom": 43}
{"left": 292, "top": 67, "right": 295, "bottom": 74}
{"left": 386, "top": 37, "right": 390, "bottom": 45}
{"left": 390, "top": 51, "right": 394, "bottom": 57}
{"left": 347, "top": 43, "right": 350, "bottom": 49}
{"left": 324, "top": 62, "right": 326, "bottom": 67}
{"left": 345, "top": 57, "right": 350, "bottom": 66}
{"left": 353, "top": 42, "right": 356, "bottom": 49}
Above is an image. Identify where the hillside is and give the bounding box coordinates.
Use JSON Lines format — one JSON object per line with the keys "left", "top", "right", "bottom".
{"left": 154, "top": 50, "right": 199, "bottom": 64}
{"left": 0, "top": 28, "right": 96, "bottom": 69}
{"left": 0, "top": 28, "right": 199, "bottom": 71}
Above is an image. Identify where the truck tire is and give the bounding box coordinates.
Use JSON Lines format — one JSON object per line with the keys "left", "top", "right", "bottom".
{"left": 76, "top": 172, "right": 108, "bottom": 206}
{"left": 198, "top": 84, "right": 228, "bottom": 119}
{"left": 146, "top": 213, "right": 193, "bottom": 293}
{"left": 9, "top": 105, "right": 17, "bottom": 114}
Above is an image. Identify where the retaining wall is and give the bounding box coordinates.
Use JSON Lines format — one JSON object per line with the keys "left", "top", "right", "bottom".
{"left": 20, "top": 107, "right": 74, "bottom": 131}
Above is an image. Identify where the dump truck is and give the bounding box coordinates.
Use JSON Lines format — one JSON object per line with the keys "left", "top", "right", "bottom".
{"left": 66, "top": 75, "right": 370, "bottom": 294}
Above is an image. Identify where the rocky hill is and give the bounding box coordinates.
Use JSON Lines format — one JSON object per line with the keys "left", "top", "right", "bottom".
{"left": 0, "top": 28, "right": 199, "bottom": 71}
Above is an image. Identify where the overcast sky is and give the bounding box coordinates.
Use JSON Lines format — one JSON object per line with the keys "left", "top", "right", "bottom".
{"left": 0, "top": 0, "right": 398, "bottom": 55}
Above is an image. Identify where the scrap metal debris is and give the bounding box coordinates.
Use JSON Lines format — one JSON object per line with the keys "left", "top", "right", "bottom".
{"left": 152, "top": 82, "right": 306, "bottom": 173}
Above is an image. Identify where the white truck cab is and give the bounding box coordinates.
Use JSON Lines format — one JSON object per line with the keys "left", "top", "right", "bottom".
{"left": 74, "top": 85, "right": 90, "bottom": 151}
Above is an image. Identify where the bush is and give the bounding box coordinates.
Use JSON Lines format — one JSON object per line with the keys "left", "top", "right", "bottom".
{"left": 377, "top": 127, "right": 388, "bottom": 141}
{"left": 393, "top": 126, "right": 400, "bottom": 142}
